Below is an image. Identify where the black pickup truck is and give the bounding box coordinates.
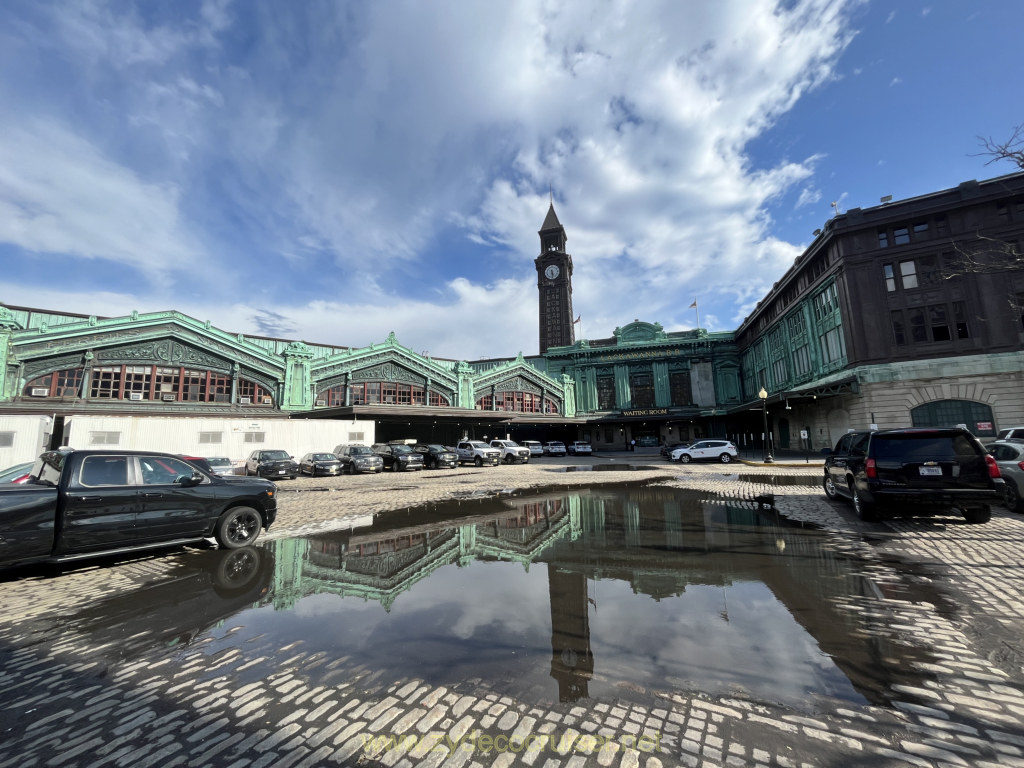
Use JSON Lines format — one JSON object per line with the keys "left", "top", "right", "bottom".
{"left": 0, "top": 449, "right": 278, "bottom": 570}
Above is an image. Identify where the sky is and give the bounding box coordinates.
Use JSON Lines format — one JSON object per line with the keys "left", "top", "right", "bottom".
{"left": 0, "top": 0, "right": 1020, "bottom": 361}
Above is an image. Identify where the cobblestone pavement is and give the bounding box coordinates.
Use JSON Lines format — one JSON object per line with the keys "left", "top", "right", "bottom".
{"left": 2, "top": 454, "right": 1023, "bottom": 767}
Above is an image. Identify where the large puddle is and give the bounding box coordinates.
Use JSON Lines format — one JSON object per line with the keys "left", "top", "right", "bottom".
{"left": 55, "top": 485, "right": 949, "bottom": 711}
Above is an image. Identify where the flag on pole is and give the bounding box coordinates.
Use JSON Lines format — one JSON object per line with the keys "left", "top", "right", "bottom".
{"left": 689, "top": 299, "right": 698, "bottom": 309}
{"left": 573, "top": 315, "right": 581, "bottom": 324}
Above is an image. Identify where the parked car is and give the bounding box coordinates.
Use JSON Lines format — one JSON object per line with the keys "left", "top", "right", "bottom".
{"left": 567, "top": 441, "right": 592, "bottom": 456}
{"left": 299, "top": 452, "right": 342, "bottom": 476}
{"left": 996, "top": 426, "right": 1024, "bottom": 442}
{"left": 371, "top": 443, "right": 425, "bottom": 472}
{"left": 542, "top": 441, "right": 567, "bottom": 457}
{"left": 520, "top": 440, "right": 543, "bottom": 458}
{"left": 455, "top": 441, "right": 501, "bottom": 466}
{"left": 205, "top": 457, "right": 237, "bottom": 476}
{"left": 334, "top": 444, "right": 384, "bottom": 474}
{"left": 671, "top": 440, "right": 738, "bottom": 464}
{"left": 412, "top": 443, "right": 459, "bottom": 469}
{"left": 989, "top": 439, "right": 1024, "bottom": 513}
{"left": 660, "top": 442, "right": 690, "bottom": 459}
{"left": 489, "top": 439, "right": 531, "bottom": 464}
{"left": 0, "top": 449, "right": 277, "bottom": 568}
{"left": 244, "top": 450, "right": 300, "bottom": 479}
{"left": 823, "top": 427, "right": 1003, "bottom": 523}
{"left": 0, "top": 461, "right": 35, "bottom": 484}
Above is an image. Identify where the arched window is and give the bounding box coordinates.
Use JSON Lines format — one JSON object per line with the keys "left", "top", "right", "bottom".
{"left": 25, "top": 365, "right": 272, "bottom": 405}
{"left": 911, "top": 399, "right": 995, "bottom": 439}
{"left": 476, "top": 392, "right": 559, "bottom": 414}
{"left": 24, "top": 368, "right": 84, "bottom": 398}
{"left": 322, "top": 382, "right": 450, "bottom": 407}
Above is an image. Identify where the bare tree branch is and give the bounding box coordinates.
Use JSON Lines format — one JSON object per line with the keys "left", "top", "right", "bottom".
{"left": 974, "top": 123, "right": 1024, "bottom": 169}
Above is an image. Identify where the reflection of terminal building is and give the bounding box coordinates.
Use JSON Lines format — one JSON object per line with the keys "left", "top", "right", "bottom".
{"left": 263, "top": 486, "right": 931, "bottom": 706}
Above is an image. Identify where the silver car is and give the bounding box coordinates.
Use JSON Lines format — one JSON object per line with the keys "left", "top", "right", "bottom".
{"left": 989, "top": 440, "right": 1024, "bottom": 513}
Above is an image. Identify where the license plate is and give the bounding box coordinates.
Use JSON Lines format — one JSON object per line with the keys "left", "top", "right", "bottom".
{"left": 278, "top": 469, "right": 287, "bottom": 474}
{"left": 919, "top": 466, "right": 942, "bottom": 476}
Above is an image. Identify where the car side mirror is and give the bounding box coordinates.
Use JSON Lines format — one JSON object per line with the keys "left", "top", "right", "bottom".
{"left": 176, "top": 471, "right": 203, "bottom": 487}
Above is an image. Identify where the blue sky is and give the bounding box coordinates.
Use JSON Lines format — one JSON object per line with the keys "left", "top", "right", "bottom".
{"left": 0, "top": 0, "right": 1020, "bottom": 360}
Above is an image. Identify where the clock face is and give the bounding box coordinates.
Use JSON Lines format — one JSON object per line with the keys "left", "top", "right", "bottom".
{"left": 545, "top": 264, "right": 560, "bottom": 279}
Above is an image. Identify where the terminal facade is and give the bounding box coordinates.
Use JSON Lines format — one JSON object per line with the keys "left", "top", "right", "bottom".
{"left": 1, "top": 171, "right": 1022, "bottom": 464}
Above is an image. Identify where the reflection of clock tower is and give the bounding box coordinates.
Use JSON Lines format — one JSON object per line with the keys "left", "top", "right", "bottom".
{"left": 535, "top": 203, "right": 575, "bottom": 354}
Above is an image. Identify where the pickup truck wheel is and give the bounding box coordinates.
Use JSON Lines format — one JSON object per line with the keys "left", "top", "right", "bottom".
{"left": 823, "top": 474, "right": 840, "bottom": 499}
{"left": 215, "top": 506, "right": 262, "bottom": 549}
{"left": 851, "top": 485, "right": 879, "bottom": 522}
{"left": 213, "top": 547, "right": 263, "bottom": 596}
{"left": 962, "top": 505, "right": 992, "bottom": 524}
{"left": 474, "top": 456, "right": 483, "bottom": 467}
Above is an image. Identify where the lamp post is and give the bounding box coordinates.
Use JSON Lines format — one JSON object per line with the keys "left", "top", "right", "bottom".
{"left": 758, "top": 387, "right": 774, "bottom": 464}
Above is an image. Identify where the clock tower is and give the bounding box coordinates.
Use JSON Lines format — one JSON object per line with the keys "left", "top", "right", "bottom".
{"left": 535, "top": 203, "right": 575, "bottom": 354}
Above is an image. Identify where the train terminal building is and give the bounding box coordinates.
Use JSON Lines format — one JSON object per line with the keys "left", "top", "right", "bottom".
{"left": 1, "top": 171, "right": 1022, "bottom": 465}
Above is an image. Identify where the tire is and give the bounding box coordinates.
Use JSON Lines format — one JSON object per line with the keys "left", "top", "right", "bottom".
{"left": 823, "top": 473, "right": 840, "bottom": 499}
{"left": 215, "top": 506, "right": 263, "bottom": 549}
{"left": 212, "top": 547, "right": 263, "bottom": 596}
{"left": 474, "top": 456, "right": 483, "bottom": 467}
{"left": 851, "top": 485, "right": 879, "bottom": 522}
{"left": 679, "top": 454, "right": 692, "bottom": 464}
{"left": 719, "top": 453, "right": 732, "bottom": 464}
{"left": 962, "top": 505, "right": 992, "bottom": 524}
{"left": 1005, "top": 480, "right": 1022, "bottom": 513}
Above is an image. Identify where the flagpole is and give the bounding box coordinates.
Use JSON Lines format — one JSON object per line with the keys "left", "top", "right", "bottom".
{"left": 690, "top": 299, "right": 700, "bottom": 330}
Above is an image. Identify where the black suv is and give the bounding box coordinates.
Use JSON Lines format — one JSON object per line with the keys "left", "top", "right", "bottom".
{"left": 823, "top": 427, "right": 1004, "bottom": 523}
{"left": 244, "top": 449, "right": 299, "bottom": 480}
{"left": 412, "top": 443, "right": 458, "bottom": 469}
{"left": 371, "top": 443, "right": 425, "bottom": 472}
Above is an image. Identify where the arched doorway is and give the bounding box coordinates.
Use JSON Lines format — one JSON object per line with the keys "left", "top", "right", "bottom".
{"left": 911, "top": 399, "right": 996, "bottom": 440}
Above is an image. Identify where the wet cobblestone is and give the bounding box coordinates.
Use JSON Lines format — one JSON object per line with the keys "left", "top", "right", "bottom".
{"left": 1, "top": 455, "right": 1023, "bottom": 767}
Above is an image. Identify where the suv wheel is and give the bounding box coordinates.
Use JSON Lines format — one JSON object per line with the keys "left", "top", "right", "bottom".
{"left": 679, "top": 454, "right": 691, "bottom": 464}
{"left": 1005, "top": 480, "right": 1022, "bottom": 513}
{"left": 823, "top": 474, "right": 840, "bottom": 499}
{"left": 719, "top": 453, "right": 732, "bottom": 464}
{"left": 851, "top": 485, "right": 879, "bottom": 522}
{"left": 962, "top": 505, "right": 992, "bottom": 524}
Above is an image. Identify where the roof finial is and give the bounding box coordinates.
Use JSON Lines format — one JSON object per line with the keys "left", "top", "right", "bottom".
{"left": 549, "top": 184, "right": 553, "bottom": 204}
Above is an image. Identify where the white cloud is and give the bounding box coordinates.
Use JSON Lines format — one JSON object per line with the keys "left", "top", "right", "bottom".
{"left": 0, "top": 0, "right": 864, "bottom": 353}
{"left": 0, "top": 121, "right": 199, "bottom": 281}
{"left": 796, "top": 187, "right": 823, "bottom": 208}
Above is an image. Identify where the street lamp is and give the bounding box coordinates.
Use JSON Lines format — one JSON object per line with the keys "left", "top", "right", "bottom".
{"left": 758, "top": 387, "right": 774, "bottom": 464}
